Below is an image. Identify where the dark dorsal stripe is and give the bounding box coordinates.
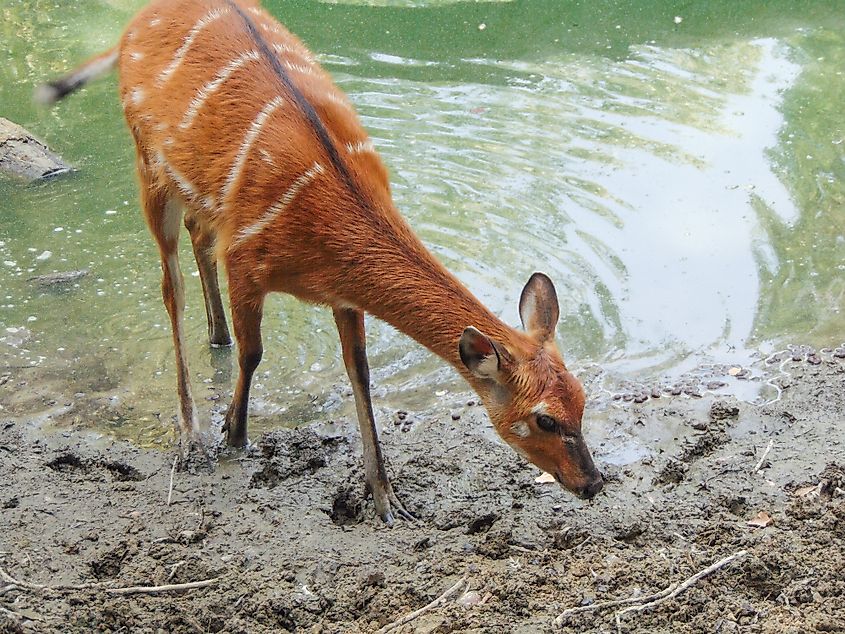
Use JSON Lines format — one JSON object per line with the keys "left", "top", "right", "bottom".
{"left": 225, "top": 0, "right": 362, "bottom": 199}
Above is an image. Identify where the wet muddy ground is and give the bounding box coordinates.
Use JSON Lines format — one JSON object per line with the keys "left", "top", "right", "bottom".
{"left": 1, "top": 358, "right": 844, "bottom": 633}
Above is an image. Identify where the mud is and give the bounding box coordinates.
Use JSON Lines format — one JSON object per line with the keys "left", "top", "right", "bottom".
{"left": 1, "top": 358, "right": 844, "bottom": 633}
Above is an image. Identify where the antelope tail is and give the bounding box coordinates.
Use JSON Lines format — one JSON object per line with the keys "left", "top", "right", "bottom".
{"left": 34, "top": 47, "right": 119, "bottom": 105}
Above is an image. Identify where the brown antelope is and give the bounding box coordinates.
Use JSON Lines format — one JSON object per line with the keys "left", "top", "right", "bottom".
{"left": 39, "top": 0, "right": 603, "bottom": 523}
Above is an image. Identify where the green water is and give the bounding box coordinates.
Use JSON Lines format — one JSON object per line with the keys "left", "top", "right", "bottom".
{"left": 1, "top": 0, "right": 844, "bottom": 444}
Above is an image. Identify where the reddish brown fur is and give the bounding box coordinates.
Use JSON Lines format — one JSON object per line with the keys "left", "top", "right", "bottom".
{"left": 61, "top": 0, "right": 602, "bottom": 508}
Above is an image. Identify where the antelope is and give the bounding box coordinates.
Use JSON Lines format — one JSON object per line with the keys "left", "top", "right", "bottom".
{"left": 38, "top": 0, "right": 603, "bottom": 523}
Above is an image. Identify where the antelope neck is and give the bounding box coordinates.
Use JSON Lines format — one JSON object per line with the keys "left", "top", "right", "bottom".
{"left": 337, "top": 215, "right": 520, "bottom": 377}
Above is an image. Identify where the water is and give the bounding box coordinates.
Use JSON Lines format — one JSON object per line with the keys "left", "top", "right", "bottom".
{"left": 1, "top": 0, "right": 844, "bottom": 446}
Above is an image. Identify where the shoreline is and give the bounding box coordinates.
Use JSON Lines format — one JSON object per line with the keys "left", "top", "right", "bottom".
{"left": 1, "top": 357, "right": 844, "bottom": 632}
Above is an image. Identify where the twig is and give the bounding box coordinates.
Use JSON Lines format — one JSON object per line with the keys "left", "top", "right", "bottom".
{"left": 1, "top": 564, "right": 215, "bottom": 595}
{"left": 554, "top": 588, "right": 649, "bottom": 624}
{"left": 2, "top": 564, "right": 115, "bottom": 591}
{"left": 105, "top": 578, "right": 219, "bottom": 596}
{"left": 614, "top": 551, "right": 747, "bottom": 633}
{"left": 167, "top": 560, "right": 187, "bottom": 581}
{"left": 167, "top": 454, "right": 178, "bottom": 506}
{"left": 376, "top": 573, "right": 468, "bottom": 634}
{"left": 0, "top": 605, "right": 25, "bottom": 621}
{"left": 0, "top": 566, "right": 47, "bottom": 590}
{"left": 753, "top": 439, "right": 775, "bottom": 473}
{"left": 554, "top": 550, "right": 747, "bottom": 629}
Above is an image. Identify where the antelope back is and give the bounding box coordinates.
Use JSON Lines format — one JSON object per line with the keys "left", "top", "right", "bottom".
{"left": 119, "top": 0, "right": 392, "bottom": 285}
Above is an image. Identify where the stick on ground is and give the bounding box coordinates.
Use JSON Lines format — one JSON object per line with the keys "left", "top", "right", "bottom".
{"left": 105, "top": 578, "right": 219, "bottom": 596}
{"left": 1, "top": 564, "right": 217, "bottom": 596}
{"left": 753, "top": 438, "right": 775, "bottom": 473}
{"left": 554, "top": 550, "right": 748, "bottom": 630}
{"left": 376, "top": 573, "right": 468, "bottom": 634}
{"left": 167, "top": 454, "right": 178, "bottom": 506}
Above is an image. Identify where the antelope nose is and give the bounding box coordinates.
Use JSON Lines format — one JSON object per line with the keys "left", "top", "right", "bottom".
{"left": 579, "top": 476, "right": 604, "bottom": 500}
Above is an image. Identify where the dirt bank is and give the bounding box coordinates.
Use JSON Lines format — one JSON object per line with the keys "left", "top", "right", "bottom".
{"left": 1, "top": 358, "right": 844, "bottom": 633}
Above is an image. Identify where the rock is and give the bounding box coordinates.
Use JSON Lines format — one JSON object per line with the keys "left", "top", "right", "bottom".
{"left": 0, "top": 117, "right": 73, "bottom": 181}
{"left": 710, "top": 399, "right": 740, "bottom": 421}
{"left": 28, "top": 269, "right": 90, "bottom": 287}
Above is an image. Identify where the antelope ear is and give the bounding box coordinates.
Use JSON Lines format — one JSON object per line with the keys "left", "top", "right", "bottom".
{"left": 459, "top": 326, "right": 501, "bottom": 380}
{"left": 519, "top": 272, "right": 560, "bottom": 342}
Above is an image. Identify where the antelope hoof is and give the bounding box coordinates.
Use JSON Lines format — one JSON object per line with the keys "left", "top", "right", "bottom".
{"left": 209, "top": 333, "right": 233, "bottom": 348}
{"left": 371, "top": 479, "right": 415, "bottom": 525}
{"left": 222, "top": 417, "right": 248, "bottom": 448}
{"left": 177, "top": 432, "right": 214, "bottom": 471}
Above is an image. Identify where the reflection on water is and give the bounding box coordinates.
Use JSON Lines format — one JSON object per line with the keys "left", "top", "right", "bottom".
{"left": 0, "top": 1, "right": 843, "bottom": 446}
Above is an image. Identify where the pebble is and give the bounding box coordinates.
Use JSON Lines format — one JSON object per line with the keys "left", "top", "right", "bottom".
{"left": 457, "top": 590, "right": 482, "bottom": 607}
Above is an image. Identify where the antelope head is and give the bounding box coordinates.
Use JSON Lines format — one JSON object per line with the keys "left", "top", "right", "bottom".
{"left": 459, "top": 272, "right": 603, "bottom": 499}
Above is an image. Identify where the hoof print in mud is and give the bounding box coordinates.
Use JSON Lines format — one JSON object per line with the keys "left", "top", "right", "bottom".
{"left": 654, "top": 459, "right": 688, "bottom": 485}
{"left": 250, "top": 430, "right": 340, "bottom": 489}
{"left": 90, "top": 541, "right": 134, "bottom": 580}
{"left": 45, "top": 452, "right": 144, "bottom": 482}
{"left": 326, "top": 486, "right": 364, "bottom": 526}
{"left": 466, "top": 512, "right": 499, "bottom": 535}
{"left": 101, "top": 460, "right": 144, "bottom": 482}
{"left": 46, "top": 452, "right": 86, "bottom": 473}
{"left": 551, "top": 527, "right": 590, "bottom": 550}
{"left": 476, "top": 529, "right": 513, "bottom": 559}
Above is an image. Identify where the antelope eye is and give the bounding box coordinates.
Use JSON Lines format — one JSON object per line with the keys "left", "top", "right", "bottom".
{"left": 536, "top": 414, "right": 558, "bottom": 432}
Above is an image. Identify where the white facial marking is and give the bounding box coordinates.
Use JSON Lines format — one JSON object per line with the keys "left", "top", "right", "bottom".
{"left": 512, "top": 421, "right": 531, "bottom": 438}
{"left": 179, "top": 51, "right": 261, "bottom": 129}
{"left": 531, "top": 402, "right": 549, "bottom": 416}
{"left": 231, "top": 162, "right": 325, "bottom": 248}
{"left": 221, "top": 96, "right": 285, "bottom": 204}
{"left": 157, "top": 7, "right": 231, "bottom": 86}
